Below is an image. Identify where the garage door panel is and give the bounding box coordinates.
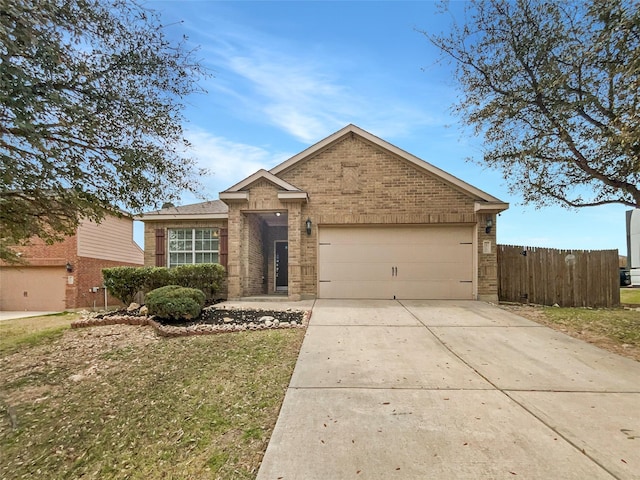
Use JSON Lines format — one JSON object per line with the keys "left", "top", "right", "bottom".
{"left": 324, "top": 226, "right": 471, "bottom": 244}
{"left": 318, "top": 226, "right": 474, "bottom": 300}
{"left": 319, "top": 280, "right": 392, "bottom": 299}
{"left": 319, "top": 261, "right": 395, "bottom": 281}
{"left": 318, "top": 244, "right": 386, "bottom": 264}
{"left": 320, "top": 242, "right": 472, "bottom": 265}
{"left": 395, "top": 261, "right": 473, "bottom": 281}
{"left": 390, "top": 245, "right": 473, "bottom": 264}
{"left": 393, "top": 281, "right": 473, "bottom": 300}
{"left": 0, "top": 267, "right": 66, "bottom": 311}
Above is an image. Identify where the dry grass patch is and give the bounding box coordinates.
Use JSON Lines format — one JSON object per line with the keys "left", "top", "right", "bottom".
{"left": 0, "top": 312, "right": 81, "bottom": 355}
{"left": 501, "top": 304, "right": 640, "bottom": 361}
{"left": 0, "top": 323, "right": 305, "bottom": 479}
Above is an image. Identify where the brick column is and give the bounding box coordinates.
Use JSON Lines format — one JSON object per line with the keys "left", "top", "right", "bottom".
{"left": 226, "top": 205, "right": 243, "bottom": 299}
{"left": 477, "top": 213, "right": 499, "bottom": 302}
{"left": 287, "top": 203, "right": 302, "bottom": 300}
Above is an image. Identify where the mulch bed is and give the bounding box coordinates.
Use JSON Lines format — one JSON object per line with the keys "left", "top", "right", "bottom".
{"left": 71, "top": 304, "right": 310, "bottom": 338}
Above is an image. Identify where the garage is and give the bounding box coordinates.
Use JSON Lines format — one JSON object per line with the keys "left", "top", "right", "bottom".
{"left": 0, "top": 267, "right": 67, "bottom": 311}
{"left": 318, "top": 225, "right": 474, "bottom": 300}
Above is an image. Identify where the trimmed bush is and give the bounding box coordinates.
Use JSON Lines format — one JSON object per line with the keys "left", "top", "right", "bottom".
{"left": 169, "top": 264, "right": 225, "bottom": 301}
{"left": 145, "top": 285, "right": 206, "bottom": 321}
{"left": 102, "top": 263, "right": 226, "bottom": 304}
{"left": 103, "top": 267, "right": 150, "bottom": 305}
{"left": 145, "top": 267, "right": 174, "bottom": 292}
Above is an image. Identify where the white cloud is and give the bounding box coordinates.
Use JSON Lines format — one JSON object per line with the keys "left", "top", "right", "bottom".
{"left": 194, "top": 22, "right": 440, "bottom": 143}
{"left": 184, "top": 128, "right": 291, "bottom": 194}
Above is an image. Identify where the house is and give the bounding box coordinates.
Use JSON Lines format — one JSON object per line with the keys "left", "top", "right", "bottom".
{"left": 137, "top": 125, "right": 508, "bottom": 302}
{"left": 0, "top": 214, "right": 144, "bottom": 311}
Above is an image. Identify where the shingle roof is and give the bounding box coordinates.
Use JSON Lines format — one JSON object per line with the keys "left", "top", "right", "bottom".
{"left": 136, "top": 199, "right": 228, "bottom": 219}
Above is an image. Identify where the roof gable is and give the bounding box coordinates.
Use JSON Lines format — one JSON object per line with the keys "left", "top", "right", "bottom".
{"left": 221, "top": 169, "right": 303, "bottom": 193}
{"left": 270, "top": 124, "right": 504, "bottom": 205}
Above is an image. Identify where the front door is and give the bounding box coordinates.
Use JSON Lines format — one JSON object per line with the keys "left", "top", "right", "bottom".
{"left": 275, "top": 241, "right": 288, "bottom": 292}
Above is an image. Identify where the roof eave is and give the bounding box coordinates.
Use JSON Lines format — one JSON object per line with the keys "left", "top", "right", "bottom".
{"left": 134, "top": 213, "right": 229, "bottom": 221}
{"left": 474, "top": 202, "right": 510, "bottom": 213}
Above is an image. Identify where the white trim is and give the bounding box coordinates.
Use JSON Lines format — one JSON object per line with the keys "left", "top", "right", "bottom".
{"left": 277, "top": 191, "right": 308, "bottom": 201}
{"left": 222, "top": 168, "right": 304, "bottom": 193}
{"left": 474, "top": 202, "right": 509, "bottom": 213}
{"left": 167, "top": 227, "right": 220, "bottom": 267}
{"left": 219, "top": 192, "right": 249, "bottom": 201}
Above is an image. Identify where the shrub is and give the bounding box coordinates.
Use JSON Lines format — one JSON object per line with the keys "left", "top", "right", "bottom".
{"left": 145, "top": 267, "right": 174, "bottom": 292}
{"left": 103, "top": 267, "right": 150, "bottom": 304}
{"left": 102, "top": 263, "right": 226, "bottom": 304}
{"left": 170, "top": 264, "right": 225, "bottom": 301}
{"left": 145, "top": 285, "right": 206, "bottom": 321}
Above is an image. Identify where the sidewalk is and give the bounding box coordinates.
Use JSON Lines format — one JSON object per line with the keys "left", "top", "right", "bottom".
{"left": 257, "top": 299, "right": 640, "bottom": 479}
{"left": 0, "top": 311, "right": 60, "bottom": 321}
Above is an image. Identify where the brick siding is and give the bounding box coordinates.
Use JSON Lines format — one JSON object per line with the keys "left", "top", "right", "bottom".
{"left": 214, "top": 133, "right": 501, "bottom": 300}
{"left": 1, "top": 233, "right": 143, "bottom": 310}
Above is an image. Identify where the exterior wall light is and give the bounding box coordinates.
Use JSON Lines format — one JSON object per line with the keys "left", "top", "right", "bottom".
{"left": 305, "top": 218, "right": 312, "bottom": 235}
{"left": 66, "top": 262, "right": 73, "bottom": 273}
{"left": 485, "top": 216, "right": 494, "bottom": 234}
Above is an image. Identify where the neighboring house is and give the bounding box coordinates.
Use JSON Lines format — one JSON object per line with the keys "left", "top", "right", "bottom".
{"left": 138, "top": 124, "right": 508, "bottom": 301}
{"left": 0, "top": 214, "right": 144, "bottom": 311}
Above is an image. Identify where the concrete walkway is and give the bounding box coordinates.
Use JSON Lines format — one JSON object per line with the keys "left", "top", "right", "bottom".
{"left": 0, "top": 311, "right": 60, "bottom": 321}
{"left": 257, "top": 299, "right": 640, "bottom": 480}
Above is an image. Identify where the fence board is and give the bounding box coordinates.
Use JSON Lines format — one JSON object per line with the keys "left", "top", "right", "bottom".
{"left": 497, "top": 245, "right": 620, "bottom": 308}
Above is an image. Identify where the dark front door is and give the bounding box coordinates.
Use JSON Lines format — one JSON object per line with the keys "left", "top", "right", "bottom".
{"left": 275, "top": 241, "right": 288, "bottom": 291}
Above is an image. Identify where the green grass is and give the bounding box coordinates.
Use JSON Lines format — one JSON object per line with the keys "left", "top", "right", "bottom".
{"left": 0, "top": 324, "right": 305, "bottom": 480}
{"left": 621, "top": 288, "right": 640, "bottom": 305}
{"left": 0, "top": 312, "right": 80, "bottom": 355}
{"left": 542, "top": 307, "right": 640, "bottom": 348}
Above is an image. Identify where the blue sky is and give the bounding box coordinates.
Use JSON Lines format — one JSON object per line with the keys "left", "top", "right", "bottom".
{"left": 138, "top": 0, "right": 630, "bottom": 256}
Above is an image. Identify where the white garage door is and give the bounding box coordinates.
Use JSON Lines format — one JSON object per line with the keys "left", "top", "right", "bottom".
{"left": 0, "top": 267, "right": 67, "bottom": 311}
{"left": 318, "top": 226, "right": 474, "bottom": 299}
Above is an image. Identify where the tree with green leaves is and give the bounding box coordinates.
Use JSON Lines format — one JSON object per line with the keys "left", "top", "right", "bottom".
{"left": 1, "top": 0, "right": 206, "bottom": 262}
{"left": 423, "top": 0, "right": 639, "bottom": 208}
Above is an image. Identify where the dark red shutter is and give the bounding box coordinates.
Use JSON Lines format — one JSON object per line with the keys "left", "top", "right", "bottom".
{"left": 155, "top": 229, "right": 166, "bottom": 267}
{"left": 219, "top": 228, "right": 228, "bottom": 269}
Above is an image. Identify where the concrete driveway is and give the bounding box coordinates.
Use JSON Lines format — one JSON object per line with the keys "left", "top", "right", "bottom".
{"left": 257, "top": 299, "right": 640, "bottom": 480}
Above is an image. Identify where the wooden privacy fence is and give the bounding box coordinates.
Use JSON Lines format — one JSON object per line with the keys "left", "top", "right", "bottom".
{"left": 497, "top": 245, "right": 620, "bottom": 308}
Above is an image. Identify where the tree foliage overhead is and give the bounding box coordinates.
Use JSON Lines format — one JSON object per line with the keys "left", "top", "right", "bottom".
{"left": 424, "top": 0, "right": 640, "bottom": 208}
{"left": 0, "top": 0, "right": 206, "bottom": 262}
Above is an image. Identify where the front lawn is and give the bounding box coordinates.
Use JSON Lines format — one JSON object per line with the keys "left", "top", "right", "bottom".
{"left": 621, "top": 288, "right": 640, "bottom": 305}
{"left": 502, "top": 304, "right": 640, "bottom": 361}
{"left": 0, "top": 322, "right": 305, "bottom": 479}
{"left": 0, "top": 311, "right": 80, "bottom": 355}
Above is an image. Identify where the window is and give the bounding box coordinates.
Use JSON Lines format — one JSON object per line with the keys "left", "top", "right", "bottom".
{"left": 168, "top": 228, "right": 219, "bottom": 267}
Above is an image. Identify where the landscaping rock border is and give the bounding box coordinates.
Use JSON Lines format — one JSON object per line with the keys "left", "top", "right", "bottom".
{"left": 71, "top": 306, "right": 310, "bottom": 338}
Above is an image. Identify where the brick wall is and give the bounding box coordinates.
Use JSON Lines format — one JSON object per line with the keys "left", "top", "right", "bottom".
{"left": 3, "top": 234, "right": 77, "bottom": 268}
{"left": 276, "top": 135, "right": 487, "bottom": 298}
{"left": 244, "top": 214, "right": 265, "bottom": 296}
{"left": 477, "top": 215, "right": 499, "bottom": 301}
{"left": 224, "top": 133, "right": 501, "bottom": 300}
{"left": 73, "top": 257, "right": 142, "bottom": 310}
